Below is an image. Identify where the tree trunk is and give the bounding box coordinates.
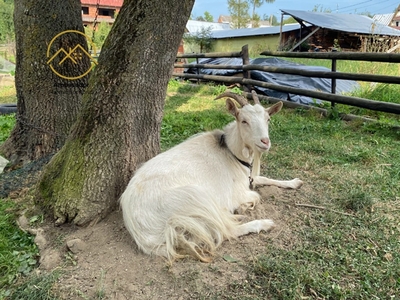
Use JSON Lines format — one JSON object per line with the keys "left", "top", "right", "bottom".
{"left": 0, "top": 0, "right": 89, "bottom": 166}
{"left": 37, "top": 0, "right": 195, "bottom": 226}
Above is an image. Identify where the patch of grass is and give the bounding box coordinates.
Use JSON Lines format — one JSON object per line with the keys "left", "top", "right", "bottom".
{"left": 247, "top": 206, "right": 400, "bottom": 300}
{"left": 0, "top": 200, "right": 39, "bottom": 290}
{"left": 285, "top": 58, "right": 400, "bottom": 124}
{"left": 0, "top": 85, "right": 16, "bottom": 104}
{"left": 4, "top": 270, "right": 61, "bottom": 300}
{"left": 0, "top": 113, "right": 16, "bottom": 144}
{"left": 162, "top": 82, "right": 233, "bottom": 150}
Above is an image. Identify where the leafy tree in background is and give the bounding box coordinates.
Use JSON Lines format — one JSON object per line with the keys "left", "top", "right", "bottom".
{"left": 85, "top": 21, "right": 112, "bottom": 50}
{"left": 263, "top": 14, "right": 278, "bottom": 25}
{"left": 312, "top": 5, "right": 332, "bottom": 13}
{"left": 0, "top": 0, "right": 14, "bottom": 42}
{"left": 194, "top": 11, "right": 214, "bottom": 22}
{"left": 204, "top": 11, "right": 214, "bottom": 22}
{"left": 183, "top": 26, "right": 214, "bottom": 53}
{"left": 251, "top": 12, "right": 261, "bottom": 27}
{"left": 249, "top": 0, "right": 275, "bottom": 27}
{"left": 282, "top": 16, "right": 297, "bottom": 25}
{"left": 228, "top": 0, "right": 250, "bottom": 28}
{"left": 228, "top": 0, "right": 275, "bottom": 28}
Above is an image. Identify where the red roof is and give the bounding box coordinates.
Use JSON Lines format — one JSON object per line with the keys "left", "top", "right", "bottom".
{"left": 81, "top": 0, "right": 123, "bottom": 7}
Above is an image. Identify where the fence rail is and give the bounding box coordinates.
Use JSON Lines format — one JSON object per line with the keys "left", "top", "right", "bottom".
{"left": 173, "top": 45, "right": 400, "bottom": 115}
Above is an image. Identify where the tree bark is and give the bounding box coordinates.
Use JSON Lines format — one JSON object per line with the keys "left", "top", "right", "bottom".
{"left": 0, "top": 0, "right": 89, "bottom": 165}
{"left": 37, "top": 0, "right": 195, "bottom": 226}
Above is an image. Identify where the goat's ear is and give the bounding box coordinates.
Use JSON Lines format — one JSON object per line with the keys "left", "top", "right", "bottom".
{"left": 266, "top": 101, "right": 283, "bottom": 116}
{"left": 226, "top": 98, "right": 240, "bottom": 118}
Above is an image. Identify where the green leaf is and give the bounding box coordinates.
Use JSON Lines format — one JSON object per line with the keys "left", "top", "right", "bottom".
{"left": 223, "top": 254, "right": 238, "bottom": 263}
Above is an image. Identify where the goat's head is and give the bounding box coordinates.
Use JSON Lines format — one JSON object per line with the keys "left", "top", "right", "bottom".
{"left": 215, "top": 90, "right": 283, "bottom": 154}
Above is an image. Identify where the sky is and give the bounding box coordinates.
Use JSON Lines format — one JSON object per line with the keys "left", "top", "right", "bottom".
{"left": 191, "top": 0, "right": 399, "bottom": 21}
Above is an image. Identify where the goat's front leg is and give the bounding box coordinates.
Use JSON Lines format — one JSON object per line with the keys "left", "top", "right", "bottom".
{"left": 253, "top": 176, "right": 303, "bottom": 189}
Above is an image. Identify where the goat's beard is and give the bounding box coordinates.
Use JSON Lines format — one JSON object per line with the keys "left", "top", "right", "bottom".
{"left": 251, "top": 150, "right": 264, "bottom": 178}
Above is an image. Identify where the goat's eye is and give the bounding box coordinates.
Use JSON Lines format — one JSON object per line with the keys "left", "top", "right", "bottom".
{"left": 241, "top": 120, "right": 248, "bottom": 124}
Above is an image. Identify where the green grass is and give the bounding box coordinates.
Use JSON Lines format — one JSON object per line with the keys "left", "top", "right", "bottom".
{"left": 0, "top": 85, "right": 16, "bottom": 104}
{"left": 4, "top": 271, "right": 61, "bottom": 300}
{"left": 241, "top": 109, "right": 400, "bottom": 299}
{"left": 162, "top": 80, "right": 234, "bottom": 150}
{"left": 282, "top": 58, "right": 400, "bottom": 125}
{"left": 0, "top": 113, "right": 15, "bottom": 143}
{"left": 0, "top": 48, "right": 16, "bottom": 64}
{"left": 286, "top": 58, "right": 400, "bottom": 76}
{"left": 0, "top": 200, "right": 39, "bottom": 297}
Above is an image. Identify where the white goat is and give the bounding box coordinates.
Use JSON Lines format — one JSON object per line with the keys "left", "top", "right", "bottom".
{"left": 120, "top": 91, "right": 303, "bottom": 262}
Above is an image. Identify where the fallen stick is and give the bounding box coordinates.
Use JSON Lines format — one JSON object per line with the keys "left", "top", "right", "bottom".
{"left": 295, "top": 203, "right": 356, "bottom": 217}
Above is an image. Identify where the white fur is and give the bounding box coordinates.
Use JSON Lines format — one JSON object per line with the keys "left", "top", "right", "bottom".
{"left": 120, "top": 99, "right": 302, "bottom": 262}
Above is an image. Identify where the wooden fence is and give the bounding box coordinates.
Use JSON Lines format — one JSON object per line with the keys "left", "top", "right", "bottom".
{"left": 172, "top": 45, "right": 400, "bottom": 116}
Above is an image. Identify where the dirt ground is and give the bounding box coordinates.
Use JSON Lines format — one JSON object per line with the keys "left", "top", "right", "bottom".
{"left": 16, "top": 183, "right": 308, "bottom": 300}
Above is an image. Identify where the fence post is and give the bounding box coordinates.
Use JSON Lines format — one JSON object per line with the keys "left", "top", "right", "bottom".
{"left": 196, "top": 57, "right": 199, "bottom": 85}
{"left": 331, "top": 58, "right": 337, "bottom": 107}
{"left": 241, "top": 45, "right": 251, "bottom": 92}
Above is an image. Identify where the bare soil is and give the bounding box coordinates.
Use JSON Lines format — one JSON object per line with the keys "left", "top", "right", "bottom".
{"left": 21, "top": 184, "right": 309, "bottom": 300}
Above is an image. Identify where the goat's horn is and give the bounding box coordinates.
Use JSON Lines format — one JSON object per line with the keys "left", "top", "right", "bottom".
{"left": 214, "top": 91, "right": 248, "bottom": 107}
{"left": 251, "top": 90, "right": 261, "bottom": 105}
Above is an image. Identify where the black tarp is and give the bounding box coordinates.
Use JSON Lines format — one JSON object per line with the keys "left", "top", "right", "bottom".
{"left": 185, "top": 57, "right": 360, "bottom": 105}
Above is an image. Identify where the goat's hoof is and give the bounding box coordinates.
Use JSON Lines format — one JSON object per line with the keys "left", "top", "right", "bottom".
{"left": 260, "top": 219, "right": 275, "bottom": 232}
{"left": 291, "top": 178, "right": 303, "bottom": 189}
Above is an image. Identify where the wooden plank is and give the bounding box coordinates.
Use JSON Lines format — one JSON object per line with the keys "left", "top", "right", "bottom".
{"left": 174, "top": 63, "right": 400, "bottom": 84}
{"left": 260, "top": 50, "right": 400, "bottom": 63}
{"left": 171, "top": 73, "right": 400, "bottom": 114}
{"left": 289, "top": 27, "right": 321, "bottom": 52}
{"left": 176, "top": 51, "right": 242, "bottom": 59}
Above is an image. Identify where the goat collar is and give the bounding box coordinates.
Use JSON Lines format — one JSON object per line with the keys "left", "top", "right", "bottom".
{"left": 219, "top": 134, "right": 254, "bottom": 189}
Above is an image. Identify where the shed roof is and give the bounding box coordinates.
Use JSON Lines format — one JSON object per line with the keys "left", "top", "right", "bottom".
{"left": 281, "top": 9, "right": 400, "bottom": 36}
{"left": 373, "top": 13, "right": 394, "bottom": 26}
{"left": 186, "top": 20, "right": 230, "bottom": 34}
{"left": 210, "top": 23, "right": 301, "bottom": 39}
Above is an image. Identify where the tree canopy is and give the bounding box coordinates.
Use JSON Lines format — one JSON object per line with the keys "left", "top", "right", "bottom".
{"left": 228, "top": 0, "right": 275, "bottom": 28}
{"left": 0, "top": 0, "right": 14, "bottom": 42}
{"left": 228, "top": 0, "right": 250, "bottom": 28}
{"left": 183, "top": 26, "right": 214, "bottom": 53}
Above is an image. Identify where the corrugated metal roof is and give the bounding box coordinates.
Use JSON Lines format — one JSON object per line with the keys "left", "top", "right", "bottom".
{"left": 210, "top": 23, "right": 301, "bottom": 39}
{"left": 281, "top": 9, "right": 400, "bottom": 36}
{"left": 373, "top": 13, "right": 394, "bottom": 26}
{"left": 81, "top": 0, "right": 123, "bottom": 7}
{"left": 186, "top": 20, "right": 230, "bottom": 34}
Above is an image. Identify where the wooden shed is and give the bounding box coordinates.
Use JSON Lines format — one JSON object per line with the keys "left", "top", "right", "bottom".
{"left": 280, "top": 9, "right": 400, "bottom": 52}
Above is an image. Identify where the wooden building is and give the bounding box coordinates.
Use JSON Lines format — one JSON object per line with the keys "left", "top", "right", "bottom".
{"left": 280, "top": 9, "right": 400, "bottom": 52}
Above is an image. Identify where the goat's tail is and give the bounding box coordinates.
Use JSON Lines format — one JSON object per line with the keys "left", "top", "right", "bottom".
{"left": 160, "top": 185, "right": 241, "bottom": 262}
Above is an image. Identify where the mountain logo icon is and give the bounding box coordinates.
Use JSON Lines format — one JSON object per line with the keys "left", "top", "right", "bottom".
{"left": 46, "top": 30, "right": 98, "bottom": 80}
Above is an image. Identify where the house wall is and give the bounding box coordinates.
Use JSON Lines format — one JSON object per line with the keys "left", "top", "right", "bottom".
{"left": 211, "top": 35, "right": 280, "bottom": 57}
{"left": 81, "top": 3, "right": 121, "bottom": 26}
{"left": 392, "top": 6, "right": 400, "bottom": 29}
